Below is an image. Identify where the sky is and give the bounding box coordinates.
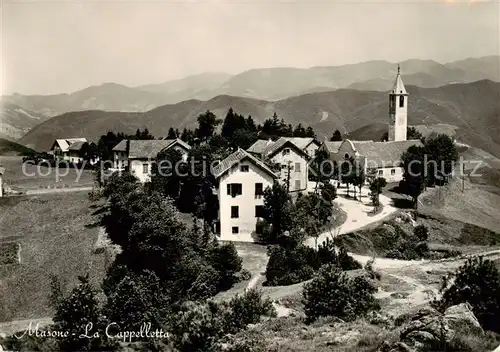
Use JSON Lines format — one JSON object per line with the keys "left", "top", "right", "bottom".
{"left": 1, "top": 0, "right": 499, "bottom": 95}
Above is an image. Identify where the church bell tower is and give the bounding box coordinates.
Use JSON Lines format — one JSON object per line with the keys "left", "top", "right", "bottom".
{"left": 388, "top": 65, "right": 408, "bottom": 141}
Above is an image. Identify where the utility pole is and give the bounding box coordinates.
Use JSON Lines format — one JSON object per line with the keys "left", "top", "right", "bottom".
{"left": 462, "top": 163, "right": 465, "bottom": 193}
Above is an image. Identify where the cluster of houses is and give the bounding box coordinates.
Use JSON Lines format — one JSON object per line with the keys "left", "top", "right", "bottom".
{"left": 46, "top": 68, "right": 422, "bottom": 242}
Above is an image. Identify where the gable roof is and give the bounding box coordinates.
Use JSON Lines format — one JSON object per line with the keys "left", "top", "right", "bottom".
{"left": 260, "top": 137, "right": 310, "bottom": 159}
{"left": 351, "top": 139, "right": 423, "bottom": 168}
{"left": 112, "top": 140, "right": 128, "bottom": 152}
{"left": 51, "top": 138, "right": 87, "bottom": 152}
{"left": 282, "top": 137, "right": 318, "bottom": 150}
{"left": 247, "top": 139, "right": 272, "bottom": 155}
{"left": 323, "top": 141, "right": 344, "bottom": 153}
{"left": 212, "top": 148, "right": 277, "bottom": 179}
{"left": 68, "top": 141, "right": 87, "bottom": 151}
{"left": 128, "top": 139, "right": 191, "bottom": 159}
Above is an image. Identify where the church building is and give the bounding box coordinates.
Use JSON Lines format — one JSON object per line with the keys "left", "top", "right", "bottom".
{"left": 322, "top": 66, "right": 423, "bottom": 183}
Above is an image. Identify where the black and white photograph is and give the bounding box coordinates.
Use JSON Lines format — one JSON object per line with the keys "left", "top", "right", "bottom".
{"left": 0, "top": 0, "right": 499, "bottom": 350}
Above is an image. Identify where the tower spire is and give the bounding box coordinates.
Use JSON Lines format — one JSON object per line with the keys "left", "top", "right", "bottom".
{"left": 397, "top": 64, "right": 400, "bottom": 75}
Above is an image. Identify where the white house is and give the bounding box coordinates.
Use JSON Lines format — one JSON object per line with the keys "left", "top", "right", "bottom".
{"left": 49, "top": 138, "right": 88, "bottom": 163}
{"left": 128, "top": 139, "right": 191, "bottom": 183}
{"left": 247, "top": 137, "right": 311, "bottom": 192}
{"left": 112, "top": 140, "right": 129, "bottom": 170}
{"left": 329, "top": 139, "right": 423, "bottom": 183}
{"left": 213, "top": 148, "right": 278, "bottom": 242}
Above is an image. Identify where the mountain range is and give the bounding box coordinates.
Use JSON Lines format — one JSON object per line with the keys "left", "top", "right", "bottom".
{"left": 19, "top": 80, "right": 500, "bottom": 158}
{"left": 2, "top": 56, "right": 498, "bottom": 121}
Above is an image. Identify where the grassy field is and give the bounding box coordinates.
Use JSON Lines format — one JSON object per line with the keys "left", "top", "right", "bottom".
{"left": 0, "top": 156, "right": 95, "bottom": 191}
{"left": 0, "top": 192, "right": 107, "bottom": 322}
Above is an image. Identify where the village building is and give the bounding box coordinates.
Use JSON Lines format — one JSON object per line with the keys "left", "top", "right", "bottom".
{"left": 321, "top": 66, "right": 422, "bottom": 183}
{"left": 112, "top": 140, "right": 129, "bottom": 170}
{"left": 247, "top": 137, "right": 312, "bottom": 192}
{"left": 128, "top": 139, "right": 191, "bottom": 183}
{"left": 49, "top": 138, "right": 88, "bottom": 164}
{"left": 213, "top": 148, "right": 278, "bottom": 242}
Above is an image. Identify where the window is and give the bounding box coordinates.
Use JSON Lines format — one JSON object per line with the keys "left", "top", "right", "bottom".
{"left": 255, "top": 183, "right": 264, "bottom": 196}
{"left": 389, "top": 95, "right": 396, "bottom": 110}
{"left": 295, "top": 162, "right": 301, "bottom": 172}
{"left": 344, "top": 153, "right": 350, "bottom": 159}
{"left": 282, "top": 148, "right": 290, "bottom": 156}
{"left": 255, "top": 205, "right": 265, "bottom": 218}
{"left": 232, "top": 226, "right": 239, "bottom": 234}
{"left": 143, "top": 163, "right": 149, "bottom": 174}
{"left": 295, "top": 180, "right": 301, "bottom": 190}
{"left": 231, "top": 206, "right": 239, "bottom": 218}
{"left": 399, "top": 95, "right": 404, "bottom": 107}
{"left": 378, "top": 170, "right": 383, "bottom": 176}
{"left": 240, "top": 165, "right": 249, "bottom": 172}
{"left": 227, "top": 183, "right": 243, "bottom": 197}
{"left": 391, "top": 169, "right": 396, "bottom": 175}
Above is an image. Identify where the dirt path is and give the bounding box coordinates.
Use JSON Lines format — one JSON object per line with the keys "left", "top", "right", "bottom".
{"left": 304, "top": 187, "right": 398, "bottom": 250}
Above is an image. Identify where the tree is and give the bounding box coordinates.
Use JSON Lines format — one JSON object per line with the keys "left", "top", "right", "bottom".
{"left": 148, "top": 148, "right": 185, "bottom": 201}
{"left": 340, "top": 157, "right": 356, "bottom": 197}
{"left": 433, "top": 257, "right": 500, "bottom": 333}
{"left": 407, "top": 126, "right": 423, "bottom": 140}
{"left": 167, "top": 127, "right": 177, "bottom": 139}
{"left": 261, "top": 182, "right": 294, "bottom": 243}
{"left": 400, "top": 145, "right": 427, "bottom": 209}
{"left": 369, "top": 177, "right": 387, "bottom": 208}
{"left": 350, "top": 160, "right": 366, "bottom": 201}
{"left": 293, "top": 123, "right": 306, "bottom": 137}
{"left": 330, "top": 130, "right": 342, "bottom": 141}
{"left": 196, "top": 110, "right": 221, "bottom": 141}
{"left": 305, "top": 126, "right": 315, "bottom": 138}
{"left": 302, "top": 264, "right": 379, "bottom": 323}
{"left": 52, "top": 275, "right": 105, "bottom": 351}
{"left": 424, "top": 134, "right": 458, "bottom": 186}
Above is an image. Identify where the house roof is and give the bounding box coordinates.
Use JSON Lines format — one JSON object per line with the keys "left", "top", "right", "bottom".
{"left": 391, "top": 66, "right": 408, "bottom": 95}
{"left": 212, "top": 148, "right": 278, "bottom": 179}
{"left": 112, "top": 140, "right": 128, "bottom": 152}
{"left": 247, "top": 139, "right": 272, "bottom": 155}
{"left": 350, "top": 139, "right": 423, "bottom": 168}
{"left": 282, "top": 137, "right": 319, "bottom": 150}
{"left": 51, "top": 138, "right": 87, "bottom": 152}
{"left": 68, "top": 141, "right": 87, "bottom": 151}
{"left": 247, "top": 137, "right": 319, "bottom": 157}
{"left": 323, "top": 141, "right": 344, "bottom": 153}
{"left": 128, "top": 139, "right": 191, "bottom": 159}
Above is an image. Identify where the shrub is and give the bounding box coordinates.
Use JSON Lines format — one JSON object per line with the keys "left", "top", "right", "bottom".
{"left": 303, "top": 264, "right": 379, "bottom": 323}
{"left": 211, "top": 242, "right": 243, "bottom": 290}
{"left": 432, "top": 256, "right": 500, "bottom": 333}
{"left": 266, "top": 240, "right": 361, "bottom": 286}
{"left": 414, "top": 224, "right": 429, "bottom": 241}
{"left": 265, "top": 244, "right": 320, "bottom": 286}
{"left": 364, "top": 258, "right": 381, "bottom": 280}
{"left": 171, "top": 289, "right": 275, "bottom": 352}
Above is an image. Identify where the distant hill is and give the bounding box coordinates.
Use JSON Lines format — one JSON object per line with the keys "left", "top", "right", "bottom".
{"left": 0, "top": 138, "right": 36, "bottom": 155}
{"left": 3, "top": 56, "right": 498, "bottom": 121}
{"left": 0, "top": 102, "right": 48, "bottom": 140}
{"left": 20, "top": 80, "right": 500, "bottom": 158}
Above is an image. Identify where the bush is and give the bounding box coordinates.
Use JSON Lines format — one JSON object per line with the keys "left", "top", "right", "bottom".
{"left": 211, "top": 242, "right": 243, "bottom": 290}
{"left": 265, "top": 244, "right": 320, "bottom": 286}
{"left": 432, "top": 256, "right": 500, "bottom": 333}
{"left": 303, "top": 264, "right": 380, "bottom": 323}
{"left": 171, "top": 289, "right": 275, "bottom": 352}
{"left": 265, "top": 240, "right": 361, "bottom": 286}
